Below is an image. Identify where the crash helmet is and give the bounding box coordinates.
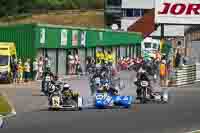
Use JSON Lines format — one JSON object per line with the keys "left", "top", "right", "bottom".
{"left": 63, "top": 83, "right": 70, "bottom": 90}
{"left": 103, "top": 82, "right": 109, "bottom": 90}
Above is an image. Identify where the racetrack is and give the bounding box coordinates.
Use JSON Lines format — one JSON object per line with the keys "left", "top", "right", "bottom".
{"left": 1, "top": 71, "right": 200, "bottom": 133}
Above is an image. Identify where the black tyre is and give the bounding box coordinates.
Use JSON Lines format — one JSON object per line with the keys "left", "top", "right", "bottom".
{"left": 67, "top": 99, "right": 79, "bottom": 111}
{"left": 7, "top": 73, "right": 13, "bottom": 84}
{"left": 141, "top": 89, "right": 147, "bottom": 104}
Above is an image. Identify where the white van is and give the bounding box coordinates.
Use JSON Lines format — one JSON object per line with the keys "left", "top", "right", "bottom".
{"left": 141, "top": 37, "right": 160, "bottom": 59}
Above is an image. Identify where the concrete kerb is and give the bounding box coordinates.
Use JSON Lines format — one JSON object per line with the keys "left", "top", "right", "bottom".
{"left": 186, "top": 130, "right": 200, "bottom": 133}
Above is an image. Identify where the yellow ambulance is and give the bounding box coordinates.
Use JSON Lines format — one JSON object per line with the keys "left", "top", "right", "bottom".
{"left": 0, "top": 42, "right": 17, "bottom": 83}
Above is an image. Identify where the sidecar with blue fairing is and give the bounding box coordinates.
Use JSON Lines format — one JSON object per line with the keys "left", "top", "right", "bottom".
{"left": 95, "top": 93, "right": 134, "bottom": 109}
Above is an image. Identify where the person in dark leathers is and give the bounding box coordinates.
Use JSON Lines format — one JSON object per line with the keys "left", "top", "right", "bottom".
{"left": 41, "top": 67, "right": 56, "bottom": 93}
{"left": 135, "top": 64, "right": 151, "bottom": 98}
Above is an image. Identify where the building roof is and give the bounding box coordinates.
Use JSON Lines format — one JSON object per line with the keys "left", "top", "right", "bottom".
{"left": 127, "top": 9, "right": 155, "bottom": 38}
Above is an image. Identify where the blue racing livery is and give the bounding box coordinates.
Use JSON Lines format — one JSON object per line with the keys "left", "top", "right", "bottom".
{"left": 95, "top": 93, "right": 134, "bottom": 108}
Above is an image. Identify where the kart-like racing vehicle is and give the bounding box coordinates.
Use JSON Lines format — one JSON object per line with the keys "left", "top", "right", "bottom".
{"left": 95, "top": 93, "right": 134, "bottom": 109}
{"left": 93, "top": 79, "right": 134, "bottom": 109}
{"left": 47, "top": 81, "right": 82, "bottom": 111}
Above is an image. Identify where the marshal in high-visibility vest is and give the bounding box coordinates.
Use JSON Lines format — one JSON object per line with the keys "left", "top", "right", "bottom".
{"left": 160, "top": 61, "right": 167, "bottom": 78}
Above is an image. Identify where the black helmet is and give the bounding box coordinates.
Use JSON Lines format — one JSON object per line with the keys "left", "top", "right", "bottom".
{"left": 46, "top": 67, "right": 51, "bottom": 72}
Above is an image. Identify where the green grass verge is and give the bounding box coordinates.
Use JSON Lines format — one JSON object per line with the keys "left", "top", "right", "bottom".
{"left": 0, "top": 94, "right": 12, "bottom": 116}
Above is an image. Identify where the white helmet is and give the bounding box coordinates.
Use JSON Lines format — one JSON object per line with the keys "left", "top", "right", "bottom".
{"left": 162, "top": 60, "right": 166, "bottom": 64}
{"left": 63, "top": 83, "right": 70, "bottom": 88}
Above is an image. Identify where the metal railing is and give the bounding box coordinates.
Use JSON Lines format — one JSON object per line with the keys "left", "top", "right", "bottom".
{"left": 170, "top": 64, "right": 196, "bottom": 86}
{"left": 196, "top": 63, "right": 200, "bottom": 82}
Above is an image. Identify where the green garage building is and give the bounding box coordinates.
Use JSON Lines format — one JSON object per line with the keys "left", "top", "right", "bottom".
{"left": 0, "top": 23, "right": 143, "bottom": 75}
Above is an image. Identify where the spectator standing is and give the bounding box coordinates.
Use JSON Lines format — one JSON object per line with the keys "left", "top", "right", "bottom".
{"left": 68, "top": 51, "right": 75, "bottom": 75}
{"left": 17, "top": 59, "right": 23, "bottom": 83}
{"left": 96, "top": 51, "right": 101, "bottom": 64}
{"left": 44, "top": 56, "right": 51, "bottom": 69}
{"left": 24, "top": 59, "right": 31, "bottom": 82}
{"left": 75, "top": 52, "right": 82, "bottom": 75}
{"left": 38, "top": 57, "right": 43, "bottom": 80}
{"left": 160, "top": 60, "right": 167, "bottom": 87}
{"left": 175, "top": 50, "right": 181, "bottom": 68}
{"left": 32, "top": 58, "right": 38, "bottom": 80}
{"left": 13, "top": 59, "right": 18, "bottom": 83}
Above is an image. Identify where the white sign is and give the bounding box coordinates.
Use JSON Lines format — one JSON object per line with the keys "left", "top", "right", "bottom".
{"left": 40, "top": 28, "right": 46, "bottom": 44}
{"left": 99, "top": 32, "right": 103, "bottom": 40}
{"left": 122, "top": 0, "right": 154, "bottom": 9}
{"left": 61, "top": 29, "right": 68, "bottom": 46}
{"left": 111, "top": 24, "right": 119, "bottom": 30}
{"left": 81, "top": 31, "right": 86, "bottom": 47}
{"left": 150, "top": 25, "right": 185, "bottom": 37}
{"left": 155, "top": 0, "right": 200, "bottom": 24}
{"left": 72, "top": 30, "right": 78, "bottom": 46}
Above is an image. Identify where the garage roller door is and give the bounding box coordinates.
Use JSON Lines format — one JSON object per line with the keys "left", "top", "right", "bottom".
{"left": 58, "top": 49, "right": 67, "bottom": 75}
{"left": 191, "top": 41, "right": 200, "bottom": 63}
{"left": 47, "top": 49, "right": 57, "bottom": 74}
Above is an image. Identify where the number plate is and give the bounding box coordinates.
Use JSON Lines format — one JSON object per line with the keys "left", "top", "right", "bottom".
{"left": 52, "top": 96, "right": 60, "bottom": 107}
{"left": 141, "top": 81, "right": 148, "bottom": 87}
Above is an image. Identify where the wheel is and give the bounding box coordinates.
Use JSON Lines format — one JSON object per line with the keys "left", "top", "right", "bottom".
{"left": 140, "top": 98, "right": 147, "bottom": 104}
{"left": 141, "top": 89, "right": 147, "bottom": 104}
{"left": 48, "top": 107, "right": 60, "bottom": 111}
{"left": 7, "top": 74, "right": 13, "bottom": 84}
{"left": 67, "top": 99, "right": 79, "bottom": 111}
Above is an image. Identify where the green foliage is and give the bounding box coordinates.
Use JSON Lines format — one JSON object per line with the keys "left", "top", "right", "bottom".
{"left": 0, "top": 0, "right": 104, "bottom": 17}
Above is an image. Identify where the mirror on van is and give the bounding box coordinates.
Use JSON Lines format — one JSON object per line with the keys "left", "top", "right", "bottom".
{"left": 144, "top": 42, "right": 151, "bottom": 49}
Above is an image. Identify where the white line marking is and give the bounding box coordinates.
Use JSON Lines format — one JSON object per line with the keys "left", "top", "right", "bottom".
{"left": 186, "top": 130, "right": 200, "bottom": 133}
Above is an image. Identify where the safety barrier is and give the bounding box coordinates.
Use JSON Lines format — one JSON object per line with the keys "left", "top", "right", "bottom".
{"left": 196, "top": 63, "right": 200, "bottom": 82}
{"left": 170, "top": 64, "right": 196, "bottom": 86}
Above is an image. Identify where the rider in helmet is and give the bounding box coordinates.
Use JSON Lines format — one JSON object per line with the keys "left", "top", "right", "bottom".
{"left": 62, "top": 83, "right": 72, "bottom": 94}
{"left": 62, "top": 83, "right": 79, "bottom": 97}
{"left": 135, "top": 63, "right": 152, "bottom": 98}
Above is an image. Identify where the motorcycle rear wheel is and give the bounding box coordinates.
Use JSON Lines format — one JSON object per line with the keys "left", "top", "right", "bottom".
{"left": 67, "top": 99, "right": 79, "bottom": 111}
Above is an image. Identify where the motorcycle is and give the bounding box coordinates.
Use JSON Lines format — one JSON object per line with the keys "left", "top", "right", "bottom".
{"left": 48, "top": 83, "right": 82, "bottom": 111}
{"left": 135, "top": 79, "right": 152, "bottom": 103}
{"left": 135, "top": 78, "right": 168, "bottom": 104}
{"left": 95, "top": 84, "right": 133, "bottom": 108}
{"left": 145, "top": 60, "right": 159, "bottom": 82}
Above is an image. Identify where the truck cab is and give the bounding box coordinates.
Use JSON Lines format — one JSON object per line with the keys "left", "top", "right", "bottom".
{"left": 141, "top": 37, "right": 160, "bottom": 60}
{"left": 0, "top": 43, "right": 17, "bottom": 82}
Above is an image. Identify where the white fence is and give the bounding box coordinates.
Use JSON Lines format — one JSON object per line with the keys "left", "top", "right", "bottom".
{"left": 196, "top": 63, "right": 200, "bottom": 81}
{"left": 170, "top": 64, "right": 197, "bottom": 86}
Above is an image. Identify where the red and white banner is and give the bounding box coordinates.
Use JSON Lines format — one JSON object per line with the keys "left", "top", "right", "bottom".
{"left": 155, "top": 0, "right": 200, "bottom": 24}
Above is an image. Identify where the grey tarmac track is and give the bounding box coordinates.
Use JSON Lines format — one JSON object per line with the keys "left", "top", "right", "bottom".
{"left": 1, "top": 71, "right": 200, "bottom": 133}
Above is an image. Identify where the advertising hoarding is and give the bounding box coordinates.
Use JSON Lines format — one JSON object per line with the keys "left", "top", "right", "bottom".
{"left": 155, "top": 0, "right": 200, "bottom": 24}
{"left": 72, "top": 30, "right": 78, "bottom": 46}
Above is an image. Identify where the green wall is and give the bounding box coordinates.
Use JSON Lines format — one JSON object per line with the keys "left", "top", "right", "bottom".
{"left": 0, "top": 24, "right": 36, "bottom": 61}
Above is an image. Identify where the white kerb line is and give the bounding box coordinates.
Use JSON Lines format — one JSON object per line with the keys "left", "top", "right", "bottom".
{"left": 186, "top": 130, "right": 200, "bottom": 133}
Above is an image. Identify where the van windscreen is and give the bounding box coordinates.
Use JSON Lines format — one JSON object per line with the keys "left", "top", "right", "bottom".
{"left": 0, "top": 55, "right": 8, "bottom": 66}
{"left": 144, "top": 43, "right": 151, "bottom": 49}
